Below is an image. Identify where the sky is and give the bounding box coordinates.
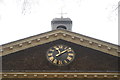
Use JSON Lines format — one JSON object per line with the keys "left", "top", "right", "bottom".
{"left": 0, "top": 0, "right": 119, "bottom": 45}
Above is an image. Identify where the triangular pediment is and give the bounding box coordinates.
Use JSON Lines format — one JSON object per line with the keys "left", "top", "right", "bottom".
{"left": 1, "top": 30, "right": 119, "bottom": 57}
{"left": 2, "top": 39, "right": 118, "bottom": 72}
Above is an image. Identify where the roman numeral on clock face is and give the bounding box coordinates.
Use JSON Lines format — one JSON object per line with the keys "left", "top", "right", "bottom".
{"left": 58, "top": 45, "right": 63, "bottom": 49}
{"left": 67, "top": 56, "right": 72, "bottom": 61}
{"left": 53, "top": 59, "right": 57, "bottom": 64}
{"left": 47, "top": 53, "right": 53, "bottom": 56}
{"left": 49, "top": 49, "right": 54, "bottom": 52}
{"left": 68, "top": 53, "right": 74, "bottom": 56}
{"left": 49, "top": 56, "right": 54, "bottom": 61}
{"left": 58, "top": 60, "right": 63, "bottom": 65}
{"left": 54, "top": 46, "right": 58, "bottom": 49}
{"left": 64, "top": 60, "right": 68, "bottom": 64}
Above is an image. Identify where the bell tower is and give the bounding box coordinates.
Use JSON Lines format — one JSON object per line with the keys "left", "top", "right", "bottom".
{"left": 51, "top": 17, "right": 72, "bottom": 31}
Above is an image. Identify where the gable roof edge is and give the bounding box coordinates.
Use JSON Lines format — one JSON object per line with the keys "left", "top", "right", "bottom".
{"left": 0, "top": 30, "right": 119, "bottom": 57}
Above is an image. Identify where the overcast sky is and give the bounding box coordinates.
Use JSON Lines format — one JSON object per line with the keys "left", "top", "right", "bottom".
{"left": 0, "top": 0, "right": 119, "bottom": 45}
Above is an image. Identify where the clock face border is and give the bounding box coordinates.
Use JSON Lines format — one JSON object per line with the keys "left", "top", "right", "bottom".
{"left": 46, "top": 44, "right": 75, "bottom": 66}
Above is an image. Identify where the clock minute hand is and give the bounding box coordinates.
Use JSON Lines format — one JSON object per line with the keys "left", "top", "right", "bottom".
{"left": 61, "top": 49, "right": 68, "bottom": 54}
{"left": 56, "top": 49, "right": 68, "bottom": 57}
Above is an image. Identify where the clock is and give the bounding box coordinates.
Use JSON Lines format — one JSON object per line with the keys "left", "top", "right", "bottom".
{"left": 46, "top": 45, "right": 75, "bottom": 66}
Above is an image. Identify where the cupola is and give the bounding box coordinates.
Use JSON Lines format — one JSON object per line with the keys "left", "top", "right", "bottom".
{"left": 51, "top": 17, "right": 72, "bottom": 31}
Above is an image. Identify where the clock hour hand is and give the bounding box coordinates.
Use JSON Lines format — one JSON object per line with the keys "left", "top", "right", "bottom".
{"left": 55, "top": 47, "right": 61, "bottom": 54}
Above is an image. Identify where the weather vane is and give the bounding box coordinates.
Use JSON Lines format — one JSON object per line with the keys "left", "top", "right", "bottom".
{"left": 58, "top": 8, "right": 67, "bottom": 18}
